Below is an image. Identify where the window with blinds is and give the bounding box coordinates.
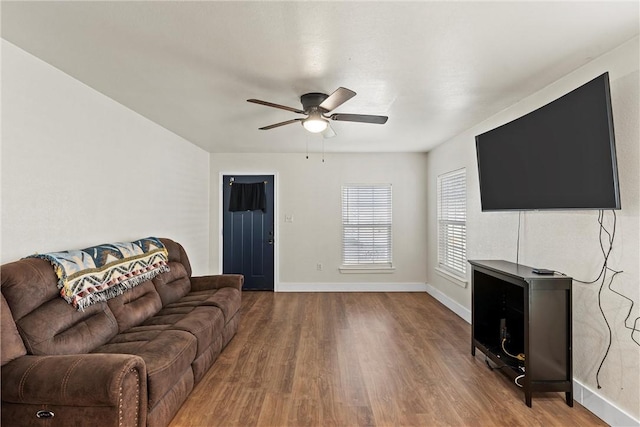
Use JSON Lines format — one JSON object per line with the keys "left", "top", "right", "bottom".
{"left": 342, "top": 184, "right": 392, "bottom": 266}
{"left": 437, "top": 169, "right": 467, "bottom": 278}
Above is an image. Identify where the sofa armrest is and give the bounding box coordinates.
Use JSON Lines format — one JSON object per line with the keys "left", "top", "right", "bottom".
{"left": 190, "top": 274, "right": 243, "bottom": 292}
{"left": 2, "top": 354, "right": 147, "bottom": 426}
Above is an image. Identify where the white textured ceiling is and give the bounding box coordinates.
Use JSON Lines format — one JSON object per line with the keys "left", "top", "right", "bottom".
{"left": 2, "top": 1, "right": 638, "bottom": 153}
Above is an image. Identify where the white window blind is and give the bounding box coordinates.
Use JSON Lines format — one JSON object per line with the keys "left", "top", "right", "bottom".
{"left": 342, "top": 184, "right": 392, "bottom": 266}
{"left": 437, "top": 169, "right": 467, "bottom": 278}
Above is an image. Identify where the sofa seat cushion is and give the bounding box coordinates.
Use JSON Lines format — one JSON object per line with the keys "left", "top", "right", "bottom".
{"left": 169, "top": 288, "right": 241, "bottom": 324}
{"left": 141, "top": 305, "right": 225, "bottom": 359}
{"left": 93, "top": 329, "right": 196, "bottom": 409}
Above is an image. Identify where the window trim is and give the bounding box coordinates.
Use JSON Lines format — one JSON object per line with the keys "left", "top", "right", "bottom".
{"left": 341, "top": 183, "right": 393, "bottom": 272}
{"left": 435, "top": 266, "right": 467, "bottom": 287}
{"left": 339, "top": 265, "right": 396, "bottom": 274}
{"left": 437, "top": 168, "right": 467, "bottom": 284}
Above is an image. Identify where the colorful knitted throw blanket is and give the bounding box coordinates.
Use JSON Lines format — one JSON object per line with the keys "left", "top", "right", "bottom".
{"left": 27, "top": 237, "right": 170, "bottom": 311}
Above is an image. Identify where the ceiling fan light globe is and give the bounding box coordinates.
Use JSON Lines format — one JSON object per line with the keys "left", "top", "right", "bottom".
{"left": 303, "top": 118, "right": 328, "bottom": 133}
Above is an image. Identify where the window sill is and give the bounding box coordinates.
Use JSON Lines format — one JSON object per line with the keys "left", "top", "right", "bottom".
{"left": 435, "top": 267, "right": 468, "bottom": 288}
{"left": 339, "top": 265, "right": 395, "bottom": 274}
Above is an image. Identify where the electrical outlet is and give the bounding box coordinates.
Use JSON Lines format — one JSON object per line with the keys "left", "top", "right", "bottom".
{"left": 284, "top": 215, "right": 293, "bottom": 223}
{"left": 316, "top": 263, "right": 323, "bottom": 271}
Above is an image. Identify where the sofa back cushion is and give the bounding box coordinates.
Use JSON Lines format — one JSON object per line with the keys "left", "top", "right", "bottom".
{"left": 160, "top": 238, "right": 192, "bottom": 277}
{"left": 107, "top": 280, "right": 162, "bottom": 333}
{"left": 1, "top": 258, "right": 119, "bottom": 355}
{"left": 152, "top": 261, "right": 191, "bottom": 306}
{"left": 152, "top": 238, "right": 192, "bottom": 306}
{"left": 1, "top": 294, "right": 26, "bottom": 365}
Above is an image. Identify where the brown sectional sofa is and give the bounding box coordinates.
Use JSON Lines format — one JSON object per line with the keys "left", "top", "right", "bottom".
{"left": 1, "top": 238, "right": 243, "bottom": 427}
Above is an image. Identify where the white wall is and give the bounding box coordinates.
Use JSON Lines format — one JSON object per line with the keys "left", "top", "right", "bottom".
{"left": 426, "top": 37, "right": 640, "bottom": 422}
{"left": 209, "top": 152, "right": 428, "bottom": 290}
{"left": 1, "top": 41, "right": 211, "bottom": 274}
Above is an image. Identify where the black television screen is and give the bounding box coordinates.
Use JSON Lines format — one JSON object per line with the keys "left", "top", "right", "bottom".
{"left": 475, "top": 72, "right": 620, "bottom": 211}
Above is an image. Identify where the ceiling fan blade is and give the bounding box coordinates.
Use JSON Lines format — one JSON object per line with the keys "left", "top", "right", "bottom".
{"left": 329, "top": 113, "right": 388, "bottom": 124}
{"left": 322, "top": 124, "right": 337, "bottom": 139}
{"left": 247, "top": 99, "right": 305, "bottom": 114}
{"left": 259, "top": 118, "right": 303, "bottom": 130}
{"left": 318, "top": 87, "right": 356, "bottom": 112}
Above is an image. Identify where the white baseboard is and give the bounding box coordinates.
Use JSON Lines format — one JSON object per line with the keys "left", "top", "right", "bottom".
{"left": 423, "top": 283, "right": 638, "bottom": 426}
{"left": 574, "top": 380, "right": 639, "bottom": 426}
{"left": 276, "top": 282, "right": 428, "bottom": 292}
{"left": 424, "top": 282, "right": 471, "bottom": 323}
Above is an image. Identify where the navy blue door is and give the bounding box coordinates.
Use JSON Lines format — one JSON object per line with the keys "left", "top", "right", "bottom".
{"left": 222, "top": 175, "right": 274, "bottom": 291}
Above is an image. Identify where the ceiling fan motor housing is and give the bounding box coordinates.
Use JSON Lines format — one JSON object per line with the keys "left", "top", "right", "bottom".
{"left": 301, "top": 92, "right": 330, "bottom": 113}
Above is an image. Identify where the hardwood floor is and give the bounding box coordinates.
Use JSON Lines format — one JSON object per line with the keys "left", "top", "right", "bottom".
{"left": 170, "top": 292, "right": 606, "bottom": 426}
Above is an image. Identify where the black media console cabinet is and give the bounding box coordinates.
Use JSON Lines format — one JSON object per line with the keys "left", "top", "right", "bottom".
{"left": 469, "top": 260, "right": 573, "bottom": 407}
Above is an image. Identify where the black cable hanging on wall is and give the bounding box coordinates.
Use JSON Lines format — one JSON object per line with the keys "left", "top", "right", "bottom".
{"left": 572, "top": 210, "right": 639, "bottom": 389}
{"left": 516, "top": 211, "right": 522, "bottom": 265}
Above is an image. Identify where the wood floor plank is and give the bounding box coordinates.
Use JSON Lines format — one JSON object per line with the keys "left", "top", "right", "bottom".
{"left": 169, "top": 292, "right": 606, "bottom": 427}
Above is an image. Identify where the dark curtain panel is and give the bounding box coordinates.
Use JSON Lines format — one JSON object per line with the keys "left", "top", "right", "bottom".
{"left": 229, "top": 182, "right": 266, "bottom": 212}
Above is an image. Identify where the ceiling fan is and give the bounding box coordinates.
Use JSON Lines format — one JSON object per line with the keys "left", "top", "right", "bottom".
{"left": 247, "top": 87, "right": 388, "bottom": 138}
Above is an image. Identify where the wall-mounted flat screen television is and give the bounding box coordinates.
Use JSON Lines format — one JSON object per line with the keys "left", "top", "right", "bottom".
{"left": 475, "top": 72, "right": 621, "bottom": 211}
